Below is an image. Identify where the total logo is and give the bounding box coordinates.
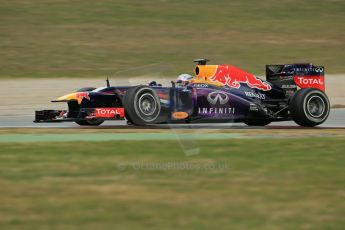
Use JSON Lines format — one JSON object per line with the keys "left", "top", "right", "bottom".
{"left": 293, "top": 76, "right": 325, "bottom": 91}
{"left": 94, "top": 108, "right": 125, "bottom": 118}
{"left": 207, "top": 91, "right": 229, "bottom": 105}
{"left": 295, "top": 77, "right": 324, "bottom": 85}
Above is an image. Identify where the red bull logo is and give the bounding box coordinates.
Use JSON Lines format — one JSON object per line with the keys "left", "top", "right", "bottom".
{"left": 76, "top": 92, "right": 90, "bottom": 102}
{"left": 211, "top": 65, "right": 272, "bottom": 91}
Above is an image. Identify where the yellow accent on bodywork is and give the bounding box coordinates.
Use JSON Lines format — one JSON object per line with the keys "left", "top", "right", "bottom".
{"left": 54, "top": 93, "right": 81, "bottom": 103}
{"left": 172, "top": 112, "right": 189, "bottom": 120}
{"left": 191, "top": 65, "right": 224, "bottom": 86}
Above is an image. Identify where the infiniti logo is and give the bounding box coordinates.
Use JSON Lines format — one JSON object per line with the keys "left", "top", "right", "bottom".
{"left": 314, "top": 67, "right": 324, "bottom": 73}
{"left": 207, "top": 91, "right": 229, "bottom": 105}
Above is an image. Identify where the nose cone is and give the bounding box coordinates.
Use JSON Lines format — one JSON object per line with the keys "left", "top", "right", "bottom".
{"left": 52, "top": 92, "right": 89, "bottom": 104}
{"left": 52, "top": 93, "right": 78, "bottom": 102}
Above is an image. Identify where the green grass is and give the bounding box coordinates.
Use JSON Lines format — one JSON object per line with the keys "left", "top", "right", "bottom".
{"left": 0, "top": 138, "right": 344, "bottom": 229}
{"left": 0, "top": 0, "right": 344, "bottom": 78}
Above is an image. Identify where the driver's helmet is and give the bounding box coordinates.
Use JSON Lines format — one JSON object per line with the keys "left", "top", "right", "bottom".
{"left": 176, "top": 74, "right": 193, "bottom": 86}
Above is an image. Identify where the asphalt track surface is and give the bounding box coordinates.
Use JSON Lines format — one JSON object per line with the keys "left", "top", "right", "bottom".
{"left": 0, "top": 109, "right": 344, "bottom": 129}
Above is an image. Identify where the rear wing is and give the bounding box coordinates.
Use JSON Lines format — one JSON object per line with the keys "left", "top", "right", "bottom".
{"left": 266, "top": 63, "right": 325, "bottom": 96}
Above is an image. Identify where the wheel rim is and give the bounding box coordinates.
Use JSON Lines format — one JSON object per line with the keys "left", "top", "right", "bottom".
{"left": 133, "top": 88, "right": 161, "bottom": 123}
{"left": 306, "top": 95, "right": 325, "bottom": 118}
{"left": 138, "top": 93, "right": 157, "bottom": 116}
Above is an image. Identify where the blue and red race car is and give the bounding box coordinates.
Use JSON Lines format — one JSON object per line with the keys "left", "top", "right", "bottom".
{"left": 35, "top": 59, "right": 330, "bottom": 127}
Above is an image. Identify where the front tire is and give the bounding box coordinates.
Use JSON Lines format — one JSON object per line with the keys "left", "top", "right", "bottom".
{"left": 289, "top": 88, "right": 330, "bottom": 127}
{"left": 123, "top": 86, "right": 165, "bottom": 125}
{"left": 75, "top": 120, "right": 104, "bottom": 126}
{"left": 244, "top": 119, "right": 271, "bottom": 126}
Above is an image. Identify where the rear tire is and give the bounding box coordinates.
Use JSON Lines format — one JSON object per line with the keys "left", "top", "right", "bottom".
{"left": 123, "top": 86, "right": 166, "bottom": 125}
{"left": 75, "top": 120, "right": 104, "bottom": 126}
{"left": 289, "top": 88, "right": 330, "bottom": 127}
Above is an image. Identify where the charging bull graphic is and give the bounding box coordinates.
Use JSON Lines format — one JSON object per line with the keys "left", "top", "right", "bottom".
{"left": 210, "top": 65, "right": 272, "bottom": 91}
{"left": 75, "top": 92, "right": 91, "bottom": 103}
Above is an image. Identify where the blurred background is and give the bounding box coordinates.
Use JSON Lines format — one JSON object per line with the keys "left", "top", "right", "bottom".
{"left": 0, "top": 0, "right": 344, "bottom": 78}
{"left": 1, "top": 1, "right": 345, "bottom": 230}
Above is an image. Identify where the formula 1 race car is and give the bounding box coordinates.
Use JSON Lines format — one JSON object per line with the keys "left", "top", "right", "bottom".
{"left": 34, "top": 59, "right": 330, "bottom": 127}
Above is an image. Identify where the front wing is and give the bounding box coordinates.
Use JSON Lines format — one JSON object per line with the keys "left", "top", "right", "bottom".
{"left": 34, "top": 108, "right": 125, "bottom": 123}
